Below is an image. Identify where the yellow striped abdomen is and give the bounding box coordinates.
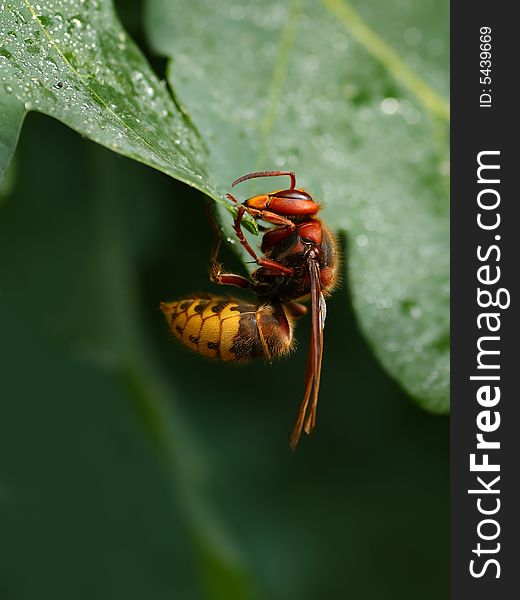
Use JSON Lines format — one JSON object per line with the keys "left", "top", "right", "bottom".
{"left": 160, "top": 297, "right": 294, "bottom": 363}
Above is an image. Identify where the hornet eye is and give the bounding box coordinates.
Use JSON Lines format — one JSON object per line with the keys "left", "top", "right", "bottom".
{"left": 272, "top": 189, "right": 313, "bottom": 201}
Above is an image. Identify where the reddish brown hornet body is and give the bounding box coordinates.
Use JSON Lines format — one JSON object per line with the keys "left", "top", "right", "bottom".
{"left": 161, "top": 170, "right": 338, "bottom": 449}
{"left": 213, "top": 171, "right": 339, "bottom": 448}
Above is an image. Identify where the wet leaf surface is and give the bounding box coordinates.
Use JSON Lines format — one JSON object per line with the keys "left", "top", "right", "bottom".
{"left": 0, "top": 0, "right": 255, "bottom": 230}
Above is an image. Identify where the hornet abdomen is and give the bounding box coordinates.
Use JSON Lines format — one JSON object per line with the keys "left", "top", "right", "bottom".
{"left": 160, "top": 298, "right": 294, "bottom": 363}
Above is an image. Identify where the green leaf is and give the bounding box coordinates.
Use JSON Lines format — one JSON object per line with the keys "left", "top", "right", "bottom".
{"left": 145, "top": 0, "right": 450, "bottom": 412}
{"left": 0, "top": 0, "right": 257, "bottom": 231}
{"left": 0, "top": 92, "right": 24, "bottom": 183}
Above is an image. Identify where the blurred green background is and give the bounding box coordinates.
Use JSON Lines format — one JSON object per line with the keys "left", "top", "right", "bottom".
{"left": 0, "top": 2, "right": 448, "bottom": 600}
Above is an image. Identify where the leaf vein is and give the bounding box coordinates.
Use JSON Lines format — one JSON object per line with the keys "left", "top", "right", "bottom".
{"left": 21, "top": 0, "right": 182, "bottom": 170}
{"left": 321, "top": 0, "right": 449, "bottom": 122}
{"left": 256, "top": 0, "right": 302, "bottom": 167}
